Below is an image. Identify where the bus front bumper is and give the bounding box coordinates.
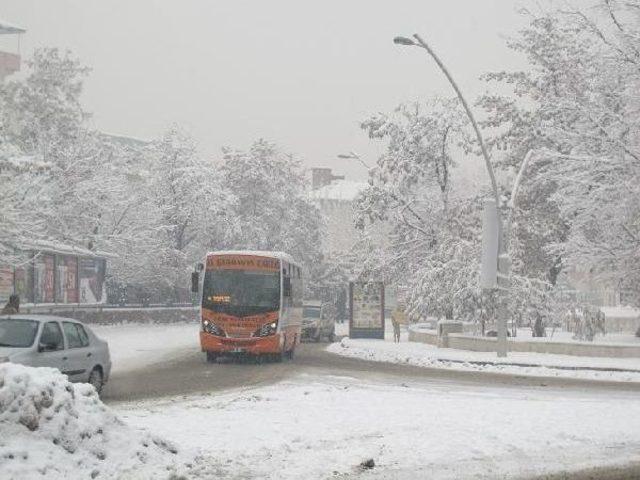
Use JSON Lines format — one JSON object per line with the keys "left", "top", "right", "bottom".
{"left": 200, "top": 331, "right": 282, "bottom": 355}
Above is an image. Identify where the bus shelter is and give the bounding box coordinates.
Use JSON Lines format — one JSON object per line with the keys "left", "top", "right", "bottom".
{"left": 0, "top": 241, "right": 108, "bottom": 306}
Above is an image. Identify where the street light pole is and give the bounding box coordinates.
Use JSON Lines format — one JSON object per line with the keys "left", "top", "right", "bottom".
{"left": 337, "top": 151, "right": 371, "bottom": 170}
{"left": 393, "top": 33, "right": 509, "bottom": 356}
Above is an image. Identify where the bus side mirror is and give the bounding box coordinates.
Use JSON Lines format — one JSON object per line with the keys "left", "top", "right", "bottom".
{"left": 191, "top": 271, "right": 200, "bottom": 293}
{"left": 283, "top": 277, "right": 291, "bottom": 297}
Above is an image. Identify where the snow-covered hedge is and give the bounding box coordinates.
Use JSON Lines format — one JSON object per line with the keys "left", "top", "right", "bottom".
{"left": 0, "top": 364, "right": 182, "bottom": 479}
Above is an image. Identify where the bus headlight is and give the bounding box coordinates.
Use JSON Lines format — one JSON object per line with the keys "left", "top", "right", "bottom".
{"left": 203, "top": 320, "right": 225, "bottom": 337}
{"left": 254, "top": 322, "right": 277, "bottom": 337}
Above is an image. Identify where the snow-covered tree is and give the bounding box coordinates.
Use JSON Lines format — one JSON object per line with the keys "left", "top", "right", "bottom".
{"left": 479, "top": 1, "right": 640, "bottom": 305}
{"left": 0, "top": 47, "right": 109, "bottom": 253}
{"left": 0, "top": 144, "right": 52, "bottom": 266}
{"left": 218, "top": 139, "right": 323, "bottom": 269}
{"left": 0, "top": 48, "right": 89, "bottom": 162}
{"left": 354, "top": 99, "right": 489, "bottom": 320}
{"left": 142, "top": 126, "right": 231, "bottom": 300}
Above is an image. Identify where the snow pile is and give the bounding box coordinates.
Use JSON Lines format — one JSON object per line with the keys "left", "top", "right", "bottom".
{"left": 328, "top": 337, "right": 640, "bottom": 383}
{"left": 0, "top": 363, "right": 184, "bottom": 480}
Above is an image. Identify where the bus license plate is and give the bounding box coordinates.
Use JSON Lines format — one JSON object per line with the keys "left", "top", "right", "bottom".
{"left": 232, "top": 348, "right": 245, "bottom": 353}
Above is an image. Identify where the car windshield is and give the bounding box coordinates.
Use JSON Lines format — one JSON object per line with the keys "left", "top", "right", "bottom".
{"left": 0, "top": 318, "right": 39, "bottom": 348}
{"left": 202, "top": 269, "right": 280, "bottom": 317}
{"left": 303, "top": 307, "right": 321, "bottom": 319}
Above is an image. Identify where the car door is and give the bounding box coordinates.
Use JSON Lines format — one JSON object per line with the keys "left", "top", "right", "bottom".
{"left": 61, "top": 321, "right": 92, "bottom": 382}
{"left": 30, "top": 321, "right": 68, "bottom": 373}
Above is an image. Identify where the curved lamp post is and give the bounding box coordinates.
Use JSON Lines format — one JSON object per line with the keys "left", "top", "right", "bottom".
{"left": 393, "top": 34, "right": 510, "bottom": 356}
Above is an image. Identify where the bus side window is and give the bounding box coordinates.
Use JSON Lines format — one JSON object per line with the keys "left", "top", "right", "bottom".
{"left": 283, "top": 276, "right": 291, "bottom": 297}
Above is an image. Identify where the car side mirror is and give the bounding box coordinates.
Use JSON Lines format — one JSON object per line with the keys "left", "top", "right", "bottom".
{"left": 191, "top": 271, "right": 200, "bottom": 293}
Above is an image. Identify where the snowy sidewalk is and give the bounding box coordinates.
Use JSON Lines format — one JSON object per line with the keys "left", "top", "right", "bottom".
{"left": 327, "top": 337, "right": 640, "bottom": 383}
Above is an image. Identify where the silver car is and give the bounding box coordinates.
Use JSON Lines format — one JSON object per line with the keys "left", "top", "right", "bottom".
{"left": 0, "top": 314, "right": 111, "bottom": 394}
{"left": 301, "top": 302, "right": 336, "bottom": 342}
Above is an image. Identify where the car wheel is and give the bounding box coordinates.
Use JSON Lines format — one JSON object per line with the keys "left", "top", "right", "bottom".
{"left": 88, "top": 367, "right": 104, "bottom": 395}
{"left": 206, "top": 352, "right": 218, "bottom": 363}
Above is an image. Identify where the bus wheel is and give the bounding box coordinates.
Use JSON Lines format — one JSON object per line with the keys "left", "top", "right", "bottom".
{"left": 206, "top": 352, "right": 218, "bottom": 363}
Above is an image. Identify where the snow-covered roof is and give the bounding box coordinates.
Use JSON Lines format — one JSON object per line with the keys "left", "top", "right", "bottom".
{"left": 20, "top": 240, "right": 114, "bottom": 259}
{"left": 100, "top": 132, "right": 151, "bottom": 147}
{"left": 0, "top": 154, "right": 49, "bottom": 172}
{"left": 309, "top": 180, "right": 368, "bottom": 202}
{"left": 205, "top": 250, "right": 300, "bottom": 267}
{"left": 0, "top": 19, "right": 25, "bottom": 34}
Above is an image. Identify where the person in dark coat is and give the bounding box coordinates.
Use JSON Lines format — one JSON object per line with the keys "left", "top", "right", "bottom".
{"left": 1, "top": 294, "right": 20, "bottom": 314}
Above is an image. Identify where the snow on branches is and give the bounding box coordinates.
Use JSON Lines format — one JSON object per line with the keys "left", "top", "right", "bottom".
{"left": 479, "top": 0, "right": 640, "bottom": 306}
{"left": 354, "top": 99, "right": 488, "bottom": 321}
{"left": 219, "top": 139, "right": 323, "bottom": 273}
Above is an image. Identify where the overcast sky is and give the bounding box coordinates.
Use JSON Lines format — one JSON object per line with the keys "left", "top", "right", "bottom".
{"left": 0, "top": 0, "right": 538, "bottom": 180}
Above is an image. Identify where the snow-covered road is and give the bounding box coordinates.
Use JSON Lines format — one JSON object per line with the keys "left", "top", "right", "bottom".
{"left": 116, "top": 372, "right": 640, "bottom": 479}
{"left": 91, "top": 322, "right": 199, "bottom": 373}
{"left": 7, "top": 322, "right": 638, "bottom": 479}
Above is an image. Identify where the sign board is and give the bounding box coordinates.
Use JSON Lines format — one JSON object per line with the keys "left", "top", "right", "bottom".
{"left": 79, "top": 258, "right": 106, "bottom": 303}
{"left": 349, "top": 281, "right": 385, "bottom": 339}
{"left": 0, "top": 266, "right": 13, "bottom": 304}
{"left": 480, "top": 199, "right": 499, "bottom": 289}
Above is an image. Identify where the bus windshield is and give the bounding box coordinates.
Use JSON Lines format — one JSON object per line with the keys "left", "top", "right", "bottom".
{"left": 303, "top": 307, "right": 321, "bottom": 319}
{"left": 202, "top": 269, "right": 280, "bottom": 317}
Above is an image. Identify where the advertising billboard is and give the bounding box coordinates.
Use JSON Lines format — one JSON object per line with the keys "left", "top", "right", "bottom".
{"left": 0, "top": 245, "right": 106, "bottom": 306}
{"left": 79, "top": 257, "right": 105, "bottom": 303}
{"left": 55, "top": 255, "right": 79, "bottom": 303}
{"left": 13, "top": 261, "right": 32, "bottom": 304}
{"left": 349, "top": 281, "right": 385, "bottom": 339}
{"left": 0, "top": 266, "right": 13, "bottom": 304}
{"left": 34, "top": 254, "right": 55, "bottom": 303}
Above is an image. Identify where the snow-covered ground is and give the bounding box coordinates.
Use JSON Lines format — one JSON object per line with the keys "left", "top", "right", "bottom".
{"left": 116, "top": 373, "right": 640, "bottom": 479}
{"left": 90, "top": 322, "right": 199, "bottom": 373}
{"left": 601, "top": 305, "right": 640, "bottom": 318}
{"left": 410, "top": 323, "right": 640, "bottom": 346}
{"left": 511, "top": 328, "right": 640, "bottom": 345}
{"left": 328, "top": 337, "right": 640, "bottom": 383}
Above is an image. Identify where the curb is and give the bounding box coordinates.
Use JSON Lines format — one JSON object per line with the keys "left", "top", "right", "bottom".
{"left": 438, "top": 357, "right": 640, "bottom": 374}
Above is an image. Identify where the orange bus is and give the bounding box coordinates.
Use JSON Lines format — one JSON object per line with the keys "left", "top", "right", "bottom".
{"left": 196, "top": 251, "right": 303, "bottom": 362}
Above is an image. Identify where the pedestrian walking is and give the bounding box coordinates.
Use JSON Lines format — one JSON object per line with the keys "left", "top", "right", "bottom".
{"left": 391, "top": 306, "right": 403, "bottom": 343}
{"left": 1, "top": 294, "right": 20, "bottom": 315}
